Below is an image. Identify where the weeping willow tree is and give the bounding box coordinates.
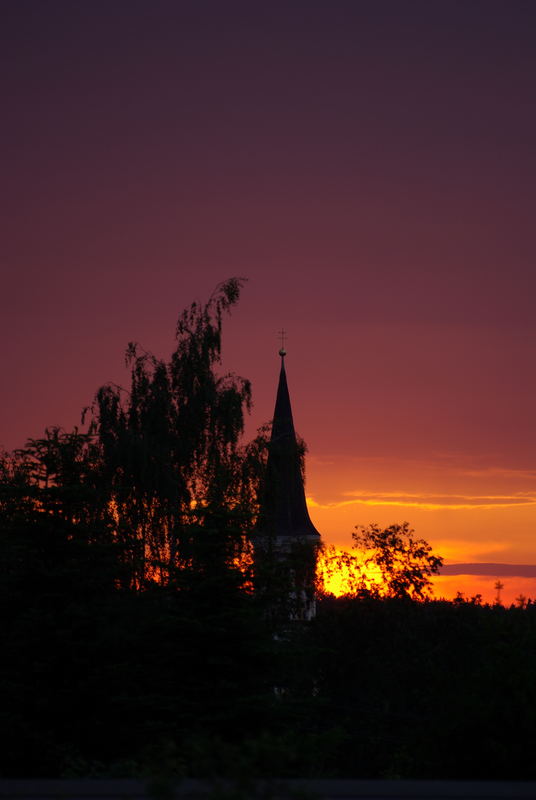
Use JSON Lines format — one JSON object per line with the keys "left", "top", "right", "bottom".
{"left": 0, "top": 279, "right": 294, "bottom": 778}
{"left": 88, "top": 277, "right": 257, "bottom": 588}
{"left": 1, "top": 278, "right": 265, "bottom": 592}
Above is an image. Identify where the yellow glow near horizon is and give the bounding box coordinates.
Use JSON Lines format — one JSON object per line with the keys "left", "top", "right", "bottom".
{"left": 305, "top": 470, "right": 536, "bottom": 566}
{"left": 316, "top": 545, "right": 536, "bottom": 606}
{"left": 317, "top": 546, "right": 390, "bottom": 598}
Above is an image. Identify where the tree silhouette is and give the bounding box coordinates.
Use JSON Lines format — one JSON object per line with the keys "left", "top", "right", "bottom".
{"left": 89, "top": 277, "right": 258, "bottom": 588}
{"left": 318, "top": 522, "right": 443, "bottom": 600}
{"left": 352, "top": 522, "right": 443, "bottom": 599}
{"left": 0, "top": 279, "right": 279, "bottom": 776}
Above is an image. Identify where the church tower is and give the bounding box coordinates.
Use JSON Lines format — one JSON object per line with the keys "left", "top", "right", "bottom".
{"left": 254, "top": 344, "right": 321, "bottom": 620}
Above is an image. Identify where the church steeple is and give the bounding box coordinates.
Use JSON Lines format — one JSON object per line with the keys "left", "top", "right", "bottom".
{"left": 256, "top": 349, "right": 321, "bottom": 542}
{"left": 254, "top": 344, "right": 321, "bottom": 621}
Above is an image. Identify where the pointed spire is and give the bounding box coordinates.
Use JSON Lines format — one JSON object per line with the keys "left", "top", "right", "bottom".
{"left": 256, "top": 349, "right": 321, "bottom": 541}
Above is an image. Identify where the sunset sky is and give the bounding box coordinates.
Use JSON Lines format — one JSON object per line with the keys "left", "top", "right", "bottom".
{"left": 3, "top": 1, "right": 536, "bottom": 604}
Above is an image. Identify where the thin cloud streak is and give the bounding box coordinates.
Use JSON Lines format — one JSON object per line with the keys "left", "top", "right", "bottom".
{"left": 459, "top": 467, "right": 536, "bottom": 480}
{"left": 441, "top": 563, "right": 536, "bottom": 578}
{"left": 307, "top": 493, "right": 536, "bottom": 511}
{"left": 342, "top": 490, "right": 536, "bottom": 501}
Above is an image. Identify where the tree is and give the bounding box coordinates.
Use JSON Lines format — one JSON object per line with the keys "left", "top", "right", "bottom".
{"left": 318, "top": 523, "right": 442, "bottom": 600}
{"left": 0, "top": 278, "right": 277, "bottom": 776}
{"left": 352, "top": 521, "right": 443, "bottom": 599}
{"left": 82, "top": 276, "right": 256, "bottom": 589}
{"left": 1, "top": 277, "right": 263, "bottom": 596}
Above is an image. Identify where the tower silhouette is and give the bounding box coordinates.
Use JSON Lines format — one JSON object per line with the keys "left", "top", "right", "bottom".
{"left": 254, "top": 345, "right": 321, "bottom": 620}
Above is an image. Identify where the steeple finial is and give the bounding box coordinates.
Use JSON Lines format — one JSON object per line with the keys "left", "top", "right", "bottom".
{"left": 278, "top": 328, "right": 287, "bottom": 357}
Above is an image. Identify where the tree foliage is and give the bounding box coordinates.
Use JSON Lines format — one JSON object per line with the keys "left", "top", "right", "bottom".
{"left": 319, "top": 522, "right": 443, "bottom": 600}
{"left": 0, "top": 279, "right": 278, "bottom": 776}
{"left": 352, "top": 521, "right": 443, "bottom": 599}
{"left": 91, "top": 277, "right": 257, "bottom": 588}
{"left": 1, "top": 278, "right": 263, "bottom": 595}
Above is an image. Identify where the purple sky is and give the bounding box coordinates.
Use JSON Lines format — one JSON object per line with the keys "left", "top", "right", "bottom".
{"left": 3, "top": 2, "right": 536, "bottom": 589}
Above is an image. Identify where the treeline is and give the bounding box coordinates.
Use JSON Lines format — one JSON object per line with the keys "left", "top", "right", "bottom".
{"left": 2, "top": 280, "right": 536, "bottom": 780}
{"left": 3, "top": 570, "right": 536, "bottom": 779}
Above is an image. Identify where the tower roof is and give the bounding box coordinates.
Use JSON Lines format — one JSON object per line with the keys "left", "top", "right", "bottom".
{"left": 256, "top": 352, "right": 321, "bottom": 541}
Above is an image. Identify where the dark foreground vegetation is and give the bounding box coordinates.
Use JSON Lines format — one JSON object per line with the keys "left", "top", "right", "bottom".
{"left": 2, "top": 280, "right": 536, "bottom": 780}
{"left": 3, "top": 572, "right": 536, "bottom": 780}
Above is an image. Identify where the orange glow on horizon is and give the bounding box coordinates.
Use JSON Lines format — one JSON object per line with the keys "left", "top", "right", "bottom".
{"left": 316, "top": 545, "right": 390, "bottom": 598}
{"left": 432, "top": 574, "right": 536, "bottom": 607}
{"left": 302, "top": 453, "right": 536, "bottom": 608}
{"left": 316, "top": 546, "right": 536, "bottom": 606}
